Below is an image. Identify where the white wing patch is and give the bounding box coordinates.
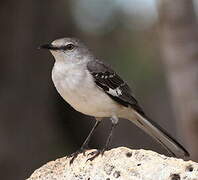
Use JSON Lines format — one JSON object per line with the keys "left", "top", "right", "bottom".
{"left": 107, "top": 87, "right": 122, "bottom": 97}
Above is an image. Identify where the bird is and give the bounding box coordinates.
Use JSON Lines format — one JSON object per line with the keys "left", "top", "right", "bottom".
{"left": 39, "top": 37, "right": 189, "bottom": 163}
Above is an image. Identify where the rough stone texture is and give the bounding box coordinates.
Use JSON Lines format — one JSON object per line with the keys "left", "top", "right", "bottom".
{"left": 27, "top": 147, "right": 198, "bottom": 180}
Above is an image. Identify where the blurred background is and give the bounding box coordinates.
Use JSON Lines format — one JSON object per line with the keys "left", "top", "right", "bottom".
{"left": 1, "top": 0, "right": 198, "bottom": 179}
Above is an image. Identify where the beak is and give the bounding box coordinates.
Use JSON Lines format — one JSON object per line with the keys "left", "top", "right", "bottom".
{"left": 38, "top": 43, "right": 56, "bottom": 50}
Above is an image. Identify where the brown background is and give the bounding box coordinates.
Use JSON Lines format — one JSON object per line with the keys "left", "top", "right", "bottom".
{"left": 0, "top": 0, "right": 198, "bottom": 179}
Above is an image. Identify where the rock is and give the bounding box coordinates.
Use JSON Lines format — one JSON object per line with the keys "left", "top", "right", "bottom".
{"left": 27, "top": 147, "right": 198, "bottom": 180}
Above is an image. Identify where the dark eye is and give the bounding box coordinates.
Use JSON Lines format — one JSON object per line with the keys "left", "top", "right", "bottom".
{"left": 64, "top": 44, "right": 75, "bottom": 50}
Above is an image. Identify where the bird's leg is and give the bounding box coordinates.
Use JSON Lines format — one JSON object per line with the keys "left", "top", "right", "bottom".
{"left": 102, "top": 116, "right": 118, "bottom": 152}
{"left": 69, "top": 118, "right": 101, "bottom": 164}
{"left": 87, "top": 116, "right": 119, "bottom": 161}
{"left": 80, "top": 118, "right": 102, "bottom": 151}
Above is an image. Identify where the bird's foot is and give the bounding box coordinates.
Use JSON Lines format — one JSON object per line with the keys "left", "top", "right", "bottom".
{"left": 69, "top": 147, "right": 89, "bottom": 164}
{"left": 87, "top": 149, "right": 105, "bottom": 161}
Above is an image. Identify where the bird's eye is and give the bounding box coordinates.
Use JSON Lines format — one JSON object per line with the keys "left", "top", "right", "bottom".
{"left": 64, "top": 44, "right": 75, "bottom": 50}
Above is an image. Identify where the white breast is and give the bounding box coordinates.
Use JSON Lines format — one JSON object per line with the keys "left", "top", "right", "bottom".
{"left": 52, "top": 62, "right": 122, "bottom": 117}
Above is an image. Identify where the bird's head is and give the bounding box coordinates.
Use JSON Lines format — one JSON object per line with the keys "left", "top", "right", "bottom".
{"left": 39, "top": 37, "right": 93, "bottom": 64}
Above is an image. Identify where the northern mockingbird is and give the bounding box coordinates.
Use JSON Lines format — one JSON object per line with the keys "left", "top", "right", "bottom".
{"left": 39, "top": 37, "right": 189, "bottom": 163}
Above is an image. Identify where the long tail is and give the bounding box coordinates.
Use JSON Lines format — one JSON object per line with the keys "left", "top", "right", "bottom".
{"left": 126, "top": 109, "right": 189, "bottom": 158}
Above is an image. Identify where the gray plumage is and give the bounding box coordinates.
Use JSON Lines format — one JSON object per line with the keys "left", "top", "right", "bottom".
{"left": 87, "top": 60, "right": 144, "bottom": 114}
{"left": 40, "top": 37, "right": 189, "bottom": 160}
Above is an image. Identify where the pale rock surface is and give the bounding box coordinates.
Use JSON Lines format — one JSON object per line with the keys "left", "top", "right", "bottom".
{"left": 27, "top": 147, "right": 198, "bottom": 180}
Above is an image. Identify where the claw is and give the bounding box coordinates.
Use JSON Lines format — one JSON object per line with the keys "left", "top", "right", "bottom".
{"left": 69, "top": 148, "right": 88, "bottom": 164}
{"left": 87, "top": 149, "right": 105, "bottom": 162}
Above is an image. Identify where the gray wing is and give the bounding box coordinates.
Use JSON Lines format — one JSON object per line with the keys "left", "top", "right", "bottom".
{"left": 87, "top": 60, "right": 190, "bottom": 158}
{"left": 87, "top": 60, "right": 145, "bottom": 116}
